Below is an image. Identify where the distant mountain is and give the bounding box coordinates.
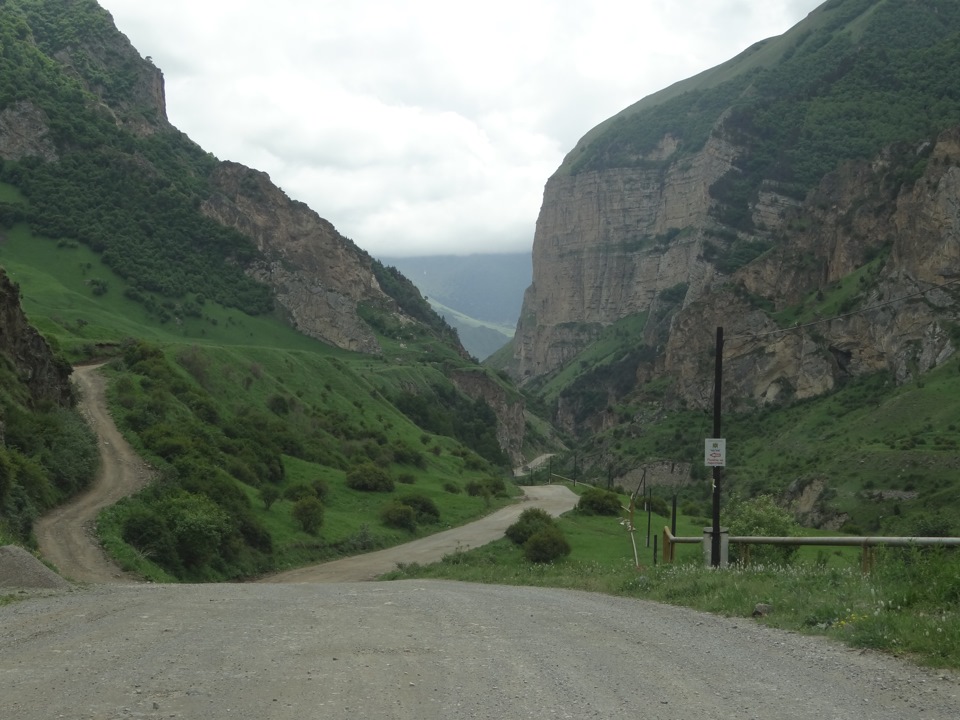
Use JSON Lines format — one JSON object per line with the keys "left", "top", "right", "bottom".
{"left": 378, "top": 253, "right": 531, "bottom": 359}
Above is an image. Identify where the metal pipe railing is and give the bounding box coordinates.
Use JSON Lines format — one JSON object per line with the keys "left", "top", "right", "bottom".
{"left": 661, "top": 527, "right": 960, "bottom": 571}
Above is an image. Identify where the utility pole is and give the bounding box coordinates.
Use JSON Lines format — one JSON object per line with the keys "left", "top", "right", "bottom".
{"left": 711, "top": 326, "right": 724, "bottom": 567}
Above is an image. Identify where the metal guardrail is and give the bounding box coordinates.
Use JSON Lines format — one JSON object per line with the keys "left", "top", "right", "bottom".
{"left": 662, "top": 527, "right": 960, "bottom": 571}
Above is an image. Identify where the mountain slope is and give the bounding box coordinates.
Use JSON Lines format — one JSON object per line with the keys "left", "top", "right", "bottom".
{"left": 508, "top": 0, "right": 960, "bottom": 388}
{"left": 378, "top": 253, "right": 531, "bottom": 359}
{"left": 0, "top": 0, "right": 460, "bottom": 358}
{"left": 0, "top": 0, "right": 553, "bottom": 579}
{"left": 490, "top": 0, "right": 960, "bottom": 534}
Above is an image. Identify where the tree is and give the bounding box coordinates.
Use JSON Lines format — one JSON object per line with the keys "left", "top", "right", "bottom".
{"left": 259, "top": 485, "right": 280, "bottom": 510}
{"left": 292, "top": 496, "right": 324, "bottom": 535}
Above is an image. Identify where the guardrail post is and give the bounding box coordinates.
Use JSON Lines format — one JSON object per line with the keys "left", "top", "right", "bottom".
{"left": 861, "top": 543, "right": 875, "bottom": 574}
{"left": 662, "top": 527, "right": 673, "bottom": 564}
{"left": 703, "top": 526, "right": 729, "bottom": 567}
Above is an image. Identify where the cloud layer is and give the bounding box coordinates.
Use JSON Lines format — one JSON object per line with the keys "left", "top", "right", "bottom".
{"left": 99, "top": 0, "right": 824, "bottom": 257}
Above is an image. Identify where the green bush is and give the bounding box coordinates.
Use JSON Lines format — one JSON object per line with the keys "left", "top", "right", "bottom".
{"left": 506, "top": 507, "right": 556, "bottom": 546}
{"left": 292, "top": 496, "right": 324, "bottom": 535}
{"left": 346, "top": 463, "right": 394, "bottom": 492}
{"left": 397, "top": 493, "right": 440, "bottom": 524}
{"left": 727, "top": 494, "right": 799, "bottom": 565}
{"left": 577, "top": 487, "right": 622, "bottom": 516}
{"left": 465, "top": 476, "right": 508, "bottom": 498}
{"left": 120, "top": 504, "right": 180, "bottom": 571}
{"left": 283, "top": 484, "right": 315, "bottom": 501}
{"left": 443, "top": 481, "right": 460, "bottom": 494}
{"left": 380, "top": 500, "right": 417, "bottom": 531}
{"left": 523, "top": 525, "right": 572, "bottom": 563}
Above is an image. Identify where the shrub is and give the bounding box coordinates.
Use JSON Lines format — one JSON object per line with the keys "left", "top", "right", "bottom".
{"left": 523, "top": 525, "right": 571, "bottom": 563}
{"left": 292, "top": 496, "right": 324, "bottom": 535}
{"left": 506, "top": 508, "right": 555, "bottom": 546}
{"left": 465, "top": 480, "right": 488, "bottom": 497}
{"left": 380, "top": 500, "right": 417, "bottom": 531}
{"left": 259, "top": 485, "right": 280, "bottom": 510}
{"left": 397, "top": 493, "right": 440, "bottom": 523}
{"left": 283, "top": 484, "right": 315, "bottom": 502}
{"left": 397, "top": 473, "right": 416, "bottom": 485}
{"left": 577, "top": 487, "right": 622, "bottom": 516}
{"left": 727, "top": 494, "right": 799, "bottom": 565}
{"left": 311, "top": 478, "right": 330, "bottom": 501}
{"left": 346, "top": 463, "right": 394, "bottom": 492}
{"left": 120, "top": 504, "right": 180, "bottom": 570}
{"left": 443, "top": 481, "right": 461, "bottom": 494}
{"left": 466, "top": 476, "right": 508, "bottom": 498}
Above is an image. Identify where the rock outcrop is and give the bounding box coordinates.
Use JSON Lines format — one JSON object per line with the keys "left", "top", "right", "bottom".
{"left": 449, "top": 369, "right": 526, "bottom": 465}
{"left": 0, "top": 267, "right": 73, "bottom": 408}
{"left": 513, "top": 111, "right": 960, "bottom": 417}
{"left": 0, "top": 101, "right": 58, "bottom": 162}
{"left": 201, "top": 163, "right": 388, "bottom": 354}
{"left": 667, "top": 130, "right": 960, "bottom": 410}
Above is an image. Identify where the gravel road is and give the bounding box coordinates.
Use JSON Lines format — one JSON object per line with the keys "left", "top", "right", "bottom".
{"left": 3, "top": 580, "right": 958, "bottom": 719}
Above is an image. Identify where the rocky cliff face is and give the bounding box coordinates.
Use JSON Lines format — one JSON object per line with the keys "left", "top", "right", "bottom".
{"left": 0, "top": 101, "right": 59, "bottom": 162}
{"left": 513, "top": 112, "right": 960, "bottom": 418}
{"left": 0, "top": 267, "right": 73, "bottom": 408}
{"left": 448, "top": 369, "right": 526, "bottom": 466}
{"left": 201, "top": 162, "right": 390, "bottom": 354}
{"left": 667, "top": 129, "right": 960, "bottom": 410}
{"left": 513, "top": 133, "right": 737, "bottom": 382}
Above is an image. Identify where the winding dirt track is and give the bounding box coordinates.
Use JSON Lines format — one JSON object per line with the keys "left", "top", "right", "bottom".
{"left": 34, "top": 364, "right": 577, "bottom": 584}
{"left": 34, "top": 364, "right": 152, "bottom": 583}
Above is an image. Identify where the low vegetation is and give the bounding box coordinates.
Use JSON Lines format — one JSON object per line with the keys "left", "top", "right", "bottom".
{"left": 386, "top": 487, "right": 960, "bottom": 669}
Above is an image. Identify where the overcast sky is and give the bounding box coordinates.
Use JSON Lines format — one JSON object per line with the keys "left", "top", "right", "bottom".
{"left": 97, "top": 0, "right": 824, "bottom": 258}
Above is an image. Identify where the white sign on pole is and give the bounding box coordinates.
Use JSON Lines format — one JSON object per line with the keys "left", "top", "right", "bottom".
{"left": 704, "top": 438, "right": 726, "bottom": 467}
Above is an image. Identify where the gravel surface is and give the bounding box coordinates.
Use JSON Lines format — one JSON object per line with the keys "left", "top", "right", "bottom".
{"left": 2, "top": 580, "right": 958, "bottom": 719}
{"left": 0, "top": 545, "right": 71, "bottom": 590}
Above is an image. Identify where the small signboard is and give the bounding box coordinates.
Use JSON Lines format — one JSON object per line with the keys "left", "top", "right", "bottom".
{"left": 704, "top": 438, "right": 726, "bottom": 467}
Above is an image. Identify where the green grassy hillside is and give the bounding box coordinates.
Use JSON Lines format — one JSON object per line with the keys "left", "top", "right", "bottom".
{"left": 0, "top": 222, "right": 525, "bottom": 580}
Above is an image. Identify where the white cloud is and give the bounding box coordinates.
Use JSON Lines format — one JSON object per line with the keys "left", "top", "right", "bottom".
{"left": 99, "top": 0, "right": 824, "bottom": 257}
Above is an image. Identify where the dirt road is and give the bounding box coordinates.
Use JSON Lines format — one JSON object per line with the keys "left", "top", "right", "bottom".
{"left": 264, "top": 484, "right": 578, "bottom": 582}
{"left": 34, "top": 364, "right": 152, "bottom": 584}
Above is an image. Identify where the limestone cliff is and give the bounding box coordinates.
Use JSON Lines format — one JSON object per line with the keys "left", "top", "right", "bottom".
{"left": 665, "top": 129, "right": 960, "bottom": 410}
{"left": 507, "top": 0, "right": 960, "bottom": 431}
{"left": 201, "top": 162, "right": 388, "bottom": 354}
{"left": 513, "top": 134, "right": 735, "bottom": 382}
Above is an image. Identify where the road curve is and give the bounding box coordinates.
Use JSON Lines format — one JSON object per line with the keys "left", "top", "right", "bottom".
{"left": 34, "top": 364, "right": 152, "bottom": 584}
{"left": 262, "top": 484, "right": 579, "bottom": 583}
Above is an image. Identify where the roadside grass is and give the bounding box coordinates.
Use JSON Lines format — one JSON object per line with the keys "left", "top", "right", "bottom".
{"left": 384, "top": 487, "right": 960, "bottom": 669}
